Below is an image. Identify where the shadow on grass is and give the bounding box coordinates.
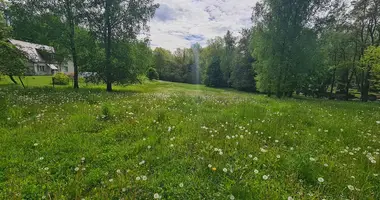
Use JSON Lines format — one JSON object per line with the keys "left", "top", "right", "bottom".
{"left": 0, "top": 84, "right": 145, "bottom": 96}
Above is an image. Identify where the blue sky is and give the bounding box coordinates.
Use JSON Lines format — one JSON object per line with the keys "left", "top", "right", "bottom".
{"left": 147, "top": 0, "right": 258, "bottom": 51}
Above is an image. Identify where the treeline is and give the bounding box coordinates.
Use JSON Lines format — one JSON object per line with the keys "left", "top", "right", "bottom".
{"left": 152, "top": 30, "right": 256, "bottom": 92}
{"left": 152, "top": 0, "right": 380, "bottom": 101}
{"left": 0, "top": 0, "right": 158, "bottom": 91}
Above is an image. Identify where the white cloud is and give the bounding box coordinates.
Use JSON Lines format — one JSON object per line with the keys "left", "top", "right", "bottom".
{"left": 147, "top": 0, "right": 258, "bottom": 51}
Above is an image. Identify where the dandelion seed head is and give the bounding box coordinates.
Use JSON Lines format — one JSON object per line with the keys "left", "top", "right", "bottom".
{"left": 347, "top": 185, "right": 355, "bottom": 191}
{"left": 154, "top": 193, "right": 160, "bottom": 199}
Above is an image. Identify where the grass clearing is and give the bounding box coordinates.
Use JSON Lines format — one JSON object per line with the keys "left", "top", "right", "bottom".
{"left": 0, "top": 78, "right": 380, "bottom": 199}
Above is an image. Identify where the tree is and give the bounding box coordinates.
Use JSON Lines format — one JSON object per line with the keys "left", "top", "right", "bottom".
{"left": 0, "top": 1, "right": 10, "bottom": 40}
{"left": 363, "top": 46, "right": 380, "bottom": 73}
{"left": 252, "top": 0, "right": 328, "bottom": 97}
{"left": 231, "top": 28, "right": 256, "bottom": 92}
{"left": 153, "top": 47, "right": 173, "bottom": 80}
{"left": 0, "top": 41, "right": 28, "bottom": 86}
{"left": 205, "top": 56, "right": 224, "bottom": 88}
{"left": 201, "top": 37, "right": 226, "bottom": 86}
{"left": 221, "top": 30, "right": 236, "bottom": 86}
{"left": 87, "top": 0, "right": 158, "bottom": 92}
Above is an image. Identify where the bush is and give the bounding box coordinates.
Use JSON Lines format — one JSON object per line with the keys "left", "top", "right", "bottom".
{"left": 53, "top": 73, "right": 69, "bottom": 85}
{"left": 147, "top": 68, "right": 159, "bottom": 80}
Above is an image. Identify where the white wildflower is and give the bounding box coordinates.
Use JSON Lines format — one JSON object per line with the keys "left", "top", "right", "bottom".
{"left": 347, "top": 185, "right": 355, "bottom": 191}
{"left": 318, "top": 177, "right": 324, "bottom": 183}
{"left": 154, "top": 193, "right": 160, "bottom": 199}
{"left": 260, "top": 148, "right": 267, "bottom": 153}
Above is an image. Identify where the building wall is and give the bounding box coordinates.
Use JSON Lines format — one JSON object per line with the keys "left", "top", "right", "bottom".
{"left": 60, "top": 60, "right": 74, "bottom": 75}
{"left": 29, "top": 63, "right": 54, "bottom": 75}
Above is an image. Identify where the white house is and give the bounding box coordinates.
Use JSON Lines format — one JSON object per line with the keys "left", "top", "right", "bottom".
{"left": 8, "top": 39, "right": 74, "bottom": 75}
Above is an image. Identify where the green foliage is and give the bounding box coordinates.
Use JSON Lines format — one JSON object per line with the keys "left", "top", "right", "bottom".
{"left": 86, "top": 0, "right": 158, "bottom": 91}
{"left": 111, "top": 40, "right": 153, "bottom": 85}
{"left": 53, "top": 72, "right": 69, "bottom": 85}
{"left": 0, "top": 41, "right": 27, "bottom": 77}
{"left": 147, "top": 67, "right": 159, "bottom": 80}
{"left": 252, "top": 0, "right": 326, "bottom": 97}
{"left": 363, "top": 46, "right": 380, "bottom": 73}
{"left": 230, "top": 29, "right": 256, "bottom": 92}
{"left": 0, "top": 9, "right": 10, "bottom": 40}
{"left": 100, "top": 104, "right": 112, "bottom": 121}
{"left": 205, "top": 57, "right": 225, "bottom": 88}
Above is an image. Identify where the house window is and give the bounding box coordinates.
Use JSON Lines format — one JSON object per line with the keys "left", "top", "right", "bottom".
{"left": 37, "top": 65, "right": 45, "bottom": 72}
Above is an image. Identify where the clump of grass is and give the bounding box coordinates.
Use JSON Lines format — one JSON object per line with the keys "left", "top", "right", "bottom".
{"left": 87, "top": 94, "right": 100, "bottom": 105}
{"left": 100, "top": 104, "right": 112, "bottom": 121}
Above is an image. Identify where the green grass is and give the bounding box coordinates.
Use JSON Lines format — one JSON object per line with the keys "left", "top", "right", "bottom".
{"left": 1, "top": 77, "right": 380, "bottom": 199}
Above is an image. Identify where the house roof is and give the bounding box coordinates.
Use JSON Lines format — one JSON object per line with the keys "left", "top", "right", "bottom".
{"left": 8, "top": 39, "right": 55, "bottom": 63}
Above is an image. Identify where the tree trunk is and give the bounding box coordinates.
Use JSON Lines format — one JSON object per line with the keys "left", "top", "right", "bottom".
{"left": 330, "top": 68, "right": 336, "bottom": 99}
{"left": 18, "top": 76, "right": 25, "bottom": 88}
{"left": 105, "top": 0, "right": 112, "bottom": 92}
{"left": 361, "top": 70, "right": 370, "bottom": 102}
{"left": 346, "top": 69, "right": 355, "bottom": 101}
{"left": 66, "top": 0, "right": 79, "bottom": 89}
{"left": 346, "top": 45, "right": 357, "bottom": 101}
{"left": 9, "top": 75, "right": 18, "bottom": 85}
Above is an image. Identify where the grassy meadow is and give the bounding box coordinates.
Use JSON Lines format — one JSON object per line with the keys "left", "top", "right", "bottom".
{"left": 0, "top": 76, "right": 380, "bottom": 199}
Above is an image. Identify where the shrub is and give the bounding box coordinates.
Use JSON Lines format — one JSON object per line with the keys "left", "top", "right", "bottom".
{"left": 53, "top": 73, "right": 69, "bottom": 85}
{"left": 147, "top": 67, "right": 159, "bottom": 80}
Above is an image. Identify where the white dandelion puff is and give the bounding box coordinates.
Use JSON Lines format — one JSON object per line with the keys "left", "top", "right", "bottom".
{"left": 347, "top": 185, "right": 355, "bottom": 191}
{"left": 154, "top": 193, "right": 160, "bottom": 199}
